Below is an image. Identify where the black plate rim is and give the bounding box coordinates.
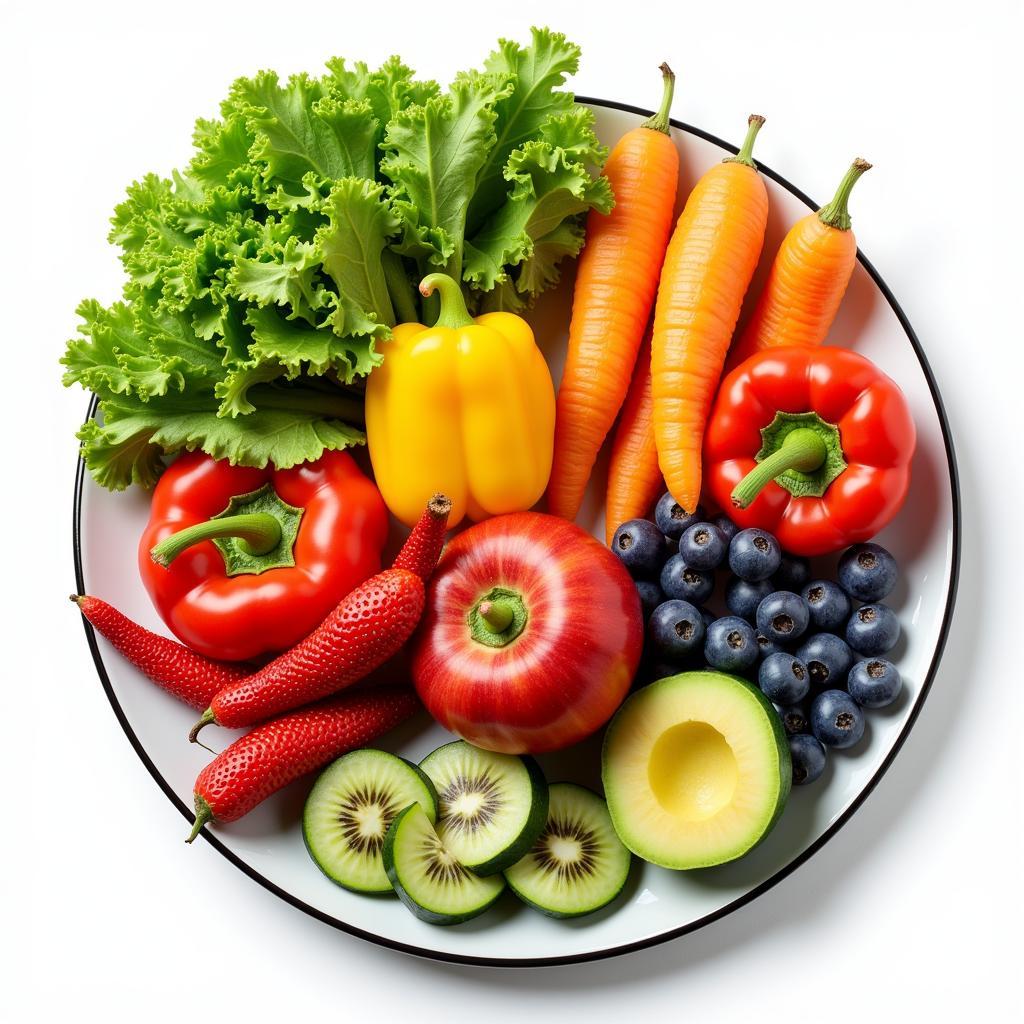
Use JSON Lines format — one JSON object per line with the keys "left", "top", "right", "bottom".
{"left": 72, "top": 96, "right": 962, "bottom": 969}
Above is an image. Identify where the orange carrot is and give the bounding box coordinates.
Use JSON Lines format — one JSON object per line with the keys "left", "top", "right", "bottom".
{"left": 605, "top": 324, "right": 659, "bottom": 544}
{"left": 727, "top": 158, "right": 871, "bottom": 370}
{"left": 651, "top": 114, "right": 770, "bottom": 515}
{"left": 548, "top": 64, "right": 680, "bottom": 521}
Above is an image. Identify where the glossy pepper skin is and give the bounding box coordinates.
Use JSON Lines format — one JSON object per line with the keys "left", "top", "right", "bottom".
{"left": 704, "top": 347, "right": 915, "bottom": 556}
{"left": 139, "top": 450, "right": 388, "bottom": 661}
{"left": 365, "top": 274, "right": 555, "bottom": 528}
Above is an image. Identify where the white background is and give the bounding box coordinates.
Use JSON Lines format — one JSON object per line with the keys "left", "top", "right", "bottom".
{"left": 3, "top": 1, "right": 1020, "bottom": 1019}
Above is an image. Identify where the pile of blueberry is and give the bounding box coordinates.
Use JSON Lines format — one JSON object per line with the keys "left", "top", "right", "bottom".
{"left": 611, "top": 492, "right": 905, "bottom": 788}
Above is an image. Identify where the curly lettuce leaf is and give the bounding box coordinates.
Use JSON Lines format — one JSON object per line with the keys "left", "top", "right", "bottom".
{"left": 469, "top": 27, "right": 582, "bottom": 232}
{"left": 381, "top": 71, "right": 511, "bottom": 275}
{"left": 80, "top": 392, "right": 365, "bottom": 491}
{"left": 464, "top": 138, "right": 612, "bottom": 292}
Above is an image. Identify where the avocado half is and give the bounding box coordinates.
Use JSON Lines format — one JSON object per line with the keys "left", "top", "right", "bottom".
{"left": 601, "top": 670, "right": 791, "bottom": 869}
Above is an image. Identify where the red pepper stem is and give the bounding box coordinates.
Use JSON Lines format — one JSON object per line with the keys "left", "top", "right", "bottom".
{"left": 732, "top": 428, "right": 829, "bottom": 509}
{"left": 420, "top": 274, "right": 474, "bottom": 330}
{"left": 478, "top": 600, "right": 515, "bottom": 633}
{"left": 150, "top": 513, "right": 283, "bottom": 568}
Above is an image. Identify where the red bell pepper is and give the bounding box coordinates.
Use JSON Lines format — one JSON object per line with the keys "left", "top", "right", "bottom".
{"left": 703, "top": 347, "right": 915, "bottom": 556}
{"left": 139, "top": 450, "right": 388, "bottom": 661}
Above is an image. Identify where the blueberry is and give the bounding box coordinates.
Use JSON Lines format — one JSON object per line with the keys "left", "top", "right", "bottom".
{"left": 678, "top": 522, "right": 728, "bottom": 571}
{"left": 789, "top": 734, "right": 827, "bottom": 785}
{"left": 811, "top": 689, "right": 866, "bottom": 748}
{"left": 712, "top": 514, "right": 739, "bottom": 543}
{"left": 801, "top": 579, "right": 852, "bottom": 632}
{"left": 635, "top": 580, "right": 664, "bottom": 621}
{"left": 704, "top": 616, "right": 758, "bottom": 673}
{"left": 660, "top": 555, "right": 714, "bottom": 605}
{"left": 654, "top": 493, "right": 704, "bottom": 541}
{"left": 725, "top": 577, "right": 774, "bottom": 622}
{"left": 610, "top": 519, "right": 668, "bottom": 579}
{"left": 728, "top": 528, "right": 782, "bottom": 582}
{"left": 758, "top": 653, "right": 810, "bottom": 705}
{"left": 773, "top": 554, "right": 811, "bottom": 593}
{"left": 756, "top": 633, "right": 783, "bottom": 660}
{"left": 796, "top": 632, "right": 854, "bottom": 689}
{"left": 846, "top": 603, "right": 900, "bottom": 656}
{"left": 777, "top": 701, "right": 810, "bottom": 736}
{"left": 756, "top": 591, "right": 810, "bottom": 643}
{"left": 847, "top": 658, "right": 902, "bottom": 708}
{"left": 649, "top": 600, "right": 706, "bottom": 661}
{"left": 838, "top": 543, "right": 898, "bottom": 602}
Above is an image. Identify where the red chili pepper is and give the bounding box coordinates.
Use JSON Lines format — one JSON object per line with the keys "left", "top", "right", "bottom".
{"left": 71, "top": 594, "right": 246, "bottom": 709}
{"left": 703, "top": 347, "right": 915, "bottom": 556}
{"left": 188, "top": 495, "right": 450, "bottom": 742}
{"left": 139, "top": 450, "right": 388, "bottom": 662}
{"left": 187, "top": 687, "right": 421, "bottom": 841}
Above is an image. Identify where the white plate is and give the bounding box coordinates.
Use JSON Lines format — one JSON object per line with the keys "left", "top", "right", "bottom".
{"left": 73, "top": 99, "right": 960, "bottom": 966}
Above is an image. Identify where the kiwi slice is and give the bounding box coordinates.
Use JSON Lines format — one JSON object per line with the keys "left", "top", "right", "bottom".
{"left": 418, "top": 740, "right": 548, "bottom": 875}
{"left": 383, "top": 803, "right": 506, "bottom": 925}
{"left": 504, "top": 783, "right": 632, "bottom": 918}
{"left": 303, "top": 749, "right": 438, "bottom": 894}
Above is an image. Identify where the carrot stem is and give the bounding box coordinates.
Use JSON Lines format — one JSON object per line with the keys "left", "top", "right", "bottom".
{"left": 724, "top": 114, "right": 766, "bottom": 168}
{"left": 818, "top": 158, "right": 873, "bottom": 231}
{"left": 641, "top": 63, "right": 676, "bottom": 135}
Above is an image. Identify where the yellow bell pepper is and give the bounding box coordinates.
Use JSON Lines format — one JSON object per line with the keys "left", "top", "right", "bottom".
{"left": 366, "top": 273, "right": 555, "bottom": 528}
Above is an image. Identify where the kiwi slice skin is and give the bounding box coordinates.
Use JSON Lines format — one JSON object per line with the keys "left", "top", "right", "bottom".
{"left": 504, "top": 783, "right": 632, "bottom": 919}
{"left": 303, "top": 751, "right": 438, "bottom": 895}
{"left": 383, "top": 803, "right": 506, "bottom": 926}
{"left": 419, "top": 740, "right": 549, "bottom": 876}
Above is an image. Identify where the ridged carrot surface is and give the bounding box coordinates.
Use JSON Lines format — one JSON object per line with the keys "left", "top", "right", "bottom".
{"left": 548, "top": 64, "right": 680, "bottom": 521}
{"left": 652, "top": 115, "right": 770, "bottom": 514}
{"left": 605, "top": 325, "right": 660, "bottom": 544}
{"left": 727, "top": 158, "right": 871, "bottom": 369}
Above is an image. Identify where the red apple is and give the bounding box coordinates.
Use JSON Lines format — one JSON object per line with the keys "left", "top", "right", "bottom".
{"left": 411, "top": 512, "right": 643, "bottom": 754}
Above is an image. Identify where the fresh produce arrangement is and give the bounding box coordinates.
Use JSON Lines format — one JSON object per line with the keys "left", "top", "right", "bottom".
{"left": 67, "top": 29, "right": 927, "bottom": 940}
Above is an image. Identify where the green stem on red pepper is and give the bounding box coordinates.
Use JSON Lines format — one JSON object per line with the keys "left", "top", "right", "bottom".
{"left": 732, "top": 411, "right": 847, "bottom": 509}
{"left": 150, "top": 483, "right": 304, "bottom": 576}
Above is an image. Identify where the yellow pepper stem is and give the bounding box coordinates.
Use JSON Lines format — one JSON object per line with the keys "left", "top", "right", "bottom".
{"left": 420, "top": 273, "right": 474, "bottom": 329}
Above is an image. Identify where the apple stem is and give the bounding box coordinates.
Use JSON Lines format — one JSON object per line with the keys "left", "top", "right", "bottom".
{"left": 478, "top": 599, "right": 514, "bottom": 633}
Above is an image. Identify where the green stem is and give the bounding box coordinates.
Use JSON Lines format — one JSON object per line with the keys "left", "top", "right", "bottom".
{"left": 186, "top": 796, "right": 213, "bottom": 844}
{"left": 724, "top": 114, "right": 766, "bottom": 168}
{"left": 641, "top": 63, "right": 676, "bottom": 135}
{"left": 249, "top": 386, "right": 365, "bottom": 427}
{"left": 188, "top": 708, "right": 216, "bottom": 745}
{"left": 731, "top": 428, "right": 828, "bottom": 509}
{"left": 468, "top": 587, "right": 528, "bottom": 648}
{"left": 818, "top": 158, "right": 872, "bottom": 231}
{"left": 420, "top": 273, "right": 474, "bottom": 329}
{"left": 383, "top": 250, "right": 419, "bottom": 325}
{"left": 478, "top": 599, "right": 515, "bottom": 633}
{"left": 151, "top": 514, "right": 282, "bottom": 568}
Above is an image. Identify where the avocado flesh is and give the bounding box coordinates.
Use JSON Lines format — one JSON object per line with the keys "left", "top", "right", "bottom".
{"left": 602, "top": 671, "right": 791, "bottom": 869}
